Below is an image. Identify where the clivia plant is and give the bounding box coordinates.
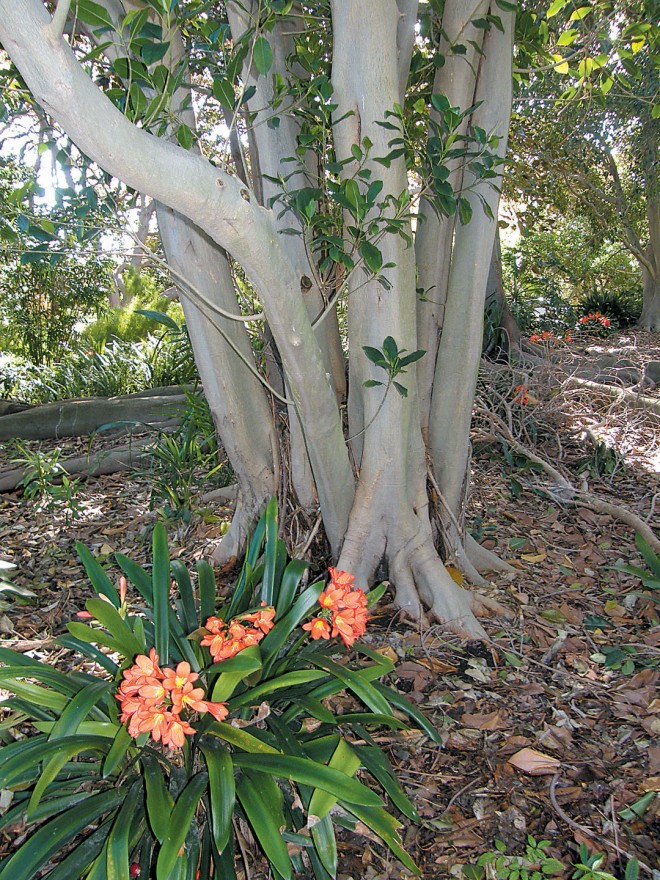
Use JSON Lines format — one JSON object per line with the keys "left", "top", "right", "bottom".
{"left": 575, "top": 311, "right": 613, "bottom": 337}
{"left": 0, "top": 499, "right": 435, "bottom": 879}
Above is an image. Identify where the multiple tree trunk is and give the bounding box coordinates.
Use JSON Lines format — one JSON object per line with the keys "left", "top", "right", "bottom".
{"left": 1, "top": 0, "right": 517, "bottom": 634}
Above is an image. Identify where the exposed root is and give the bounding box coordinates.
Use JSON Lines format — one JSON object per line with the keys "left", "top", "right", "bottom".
{"left": 464, "top": 532, "right": 516, "bottom": 575}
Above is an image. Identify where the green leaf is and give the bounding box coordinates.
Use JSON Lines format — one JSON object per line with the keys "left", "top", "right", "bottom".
{"left": 308, "top": 738, "right": 361, "bottom": 821}
{"left": 200, "top": 738, "right": 235, "bottom": 853}
{"left": 106, "top": 782, "right": 141, "bottom": 880}
{"left": 176, "top": 123, "right": 194, "bottom": 149}
{"left": 253, "top": 36, "right": 273, "bottom": 76}
{"left": 152, "top": 522, "right": 171, "bottom": 665}
{"left": 360, "top": 240, "right": 383, "bottom": 274}
{"left": 311, "top": 814, "right": 337, "bottom": 878}
{"left": 260, "top": 496, "right": 279, "bottom": 606}
{"left": 362, "top": 345, "right": 387, "bottom": 367}
{"left": 635, "top": 532, "right": 660, "bottom": 578}
{"left": 341, "top": 802, "right": 419, "bottom": 875}
{"left": 103, "top": 724, "right": 133, "bottom": 778}
{"left": 373, "top": 681, "right": 443, "bottom": 744}
{"left": 546, "top": 0, "right": 568, "bottom": 16}
{"left": 85, "top": 598, "right": 145, "bottom": 659}
{"left": 0, "top": 789, "right": 124, "bottom": 880}
{"left": 134, "top": 308, "right": 180, "bottom": 331}
{"left": 208, "top": 722, "right": 280, "bottom": 754}
{"left": 276, "top": 559, "right": 309, "bottom": 618}
{"left": 557, "top": 29, "right": 579, "bottom": 46}
{"left": 236, "top": 773, "right": 292, "bottom": 879}
{"left": 197, "top": 560, "right": 217, "bottom": 625}
{"left": 230, "top": 670, "right": 327, "bottom": 708}
{"left": 76, "top": 541, "right": 120, "bottom": 607}
{"left": 311, "top": 656, "right": 393, "bottom": 716}
{"left": 75, "top": 0, "right": 115, "bottom": 29}
{"left": 141, "top": 40, "right": 170, "bottom": 65}
{"left": 171, "top": 559, "right": 198, "bottom": 633}
{"left": 141, "top": 754, "right": 174, "bottom": 843}
{"left": 354, "top": 744, "right": 419, "bottom": 820}
{"left": 156, "top": 772, "right": 208, "bottom": 880}
{"left": 259, "top": 581, "right": 324, "bottom": 666}
{"left": 213, "top": 76, "right": 235, "bottom": 109}
{"left": 231, "top": 754, "right": 382, "bottom": 807}
{"left": 27, "top": 684, "right": 112, "bottom": 818}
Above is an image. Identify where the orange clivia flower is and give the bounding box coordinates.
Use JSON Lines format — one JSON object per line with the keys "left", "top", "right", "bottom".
{"left": 302, "top": 616, "right": 332, "bottom": 640}
{"left": 304, "top": 569, "right": 368, "bottom": 649}
{"left": 116, "top": 651, "right": 228, "bottom": 749}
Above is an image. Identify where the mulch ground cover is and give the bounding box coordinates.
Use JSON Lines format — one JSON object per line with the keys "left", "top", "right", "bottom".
{"left": 0, "top": 331, "right": 658, "bottom": 879}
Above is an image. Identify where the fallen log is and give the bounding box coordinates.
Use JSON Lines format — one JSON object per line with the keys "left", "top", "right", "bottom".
{"left": 0, "top": 438, "right": 161, "bottom": 492}
{"left": 0, "top": 386, "right": 193, "bottom": 441}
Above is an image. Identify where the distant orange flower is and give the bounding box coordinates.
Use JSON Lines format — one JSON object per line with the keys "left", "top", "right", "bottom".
{"left": 513, "top": 384, "right": 529, "bottom": 405}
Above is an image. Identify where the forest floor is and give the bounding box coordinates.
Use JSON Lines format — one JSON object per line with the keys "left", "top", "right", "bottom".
{"left": 0, "top": 330, "right": 658, "bottom": 880}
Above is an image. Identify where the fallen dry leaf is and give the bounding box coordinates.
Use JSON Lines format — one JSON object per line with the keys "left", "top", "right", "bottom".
{"left": 507, "top": 747, "right": 561, "bottom": 776}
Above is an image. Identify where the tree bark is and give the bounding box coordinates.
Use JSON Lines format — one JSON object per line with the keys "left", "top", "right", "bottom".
{"left": 430, "top": 5, "right": 514, "bottom": 527}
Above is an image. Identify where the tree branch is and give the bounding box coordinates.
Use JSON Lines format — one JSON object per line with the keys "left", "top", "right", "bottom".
{"left": 47, "top": 0, "right": 71, "bottom": 39}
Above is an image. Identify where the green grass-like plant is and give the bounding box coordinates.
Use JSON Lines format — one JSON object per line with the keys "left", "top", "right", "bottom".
{"left": 0, "top": 499, "right": 433, "bottom": 879}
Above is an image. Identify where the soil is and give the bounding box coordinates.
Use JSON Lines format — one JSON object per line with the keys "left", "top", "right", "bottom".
{"left": 0, "top": 331, "right": 658, "bottom": 879}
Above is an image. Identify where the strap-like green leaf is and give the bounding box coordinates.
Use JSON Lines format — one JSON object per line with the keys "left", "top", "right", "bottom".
{"left": 340, "top": 801, "right": 420, "bottom": 875}
{"left": 353, "top": 744, "right": 419, "bottom": 821}
{"left": 197, "top": 560, "right": 216, "bottom": 625}
{"left": 171, "top": 559, "right": 198, "bottom": 633}
{"left": 231, "top": 754, "right": 382, "bottom": 807}
{"left": 0, "top": 677, "right": 68, "bottom": 712}
{"left": 156, "top": 771, "right": 208, "bottom": 880}
{"left": 85, "top": 599, "right": 145, "bottom": 659}
{"left": 310, "top": 657, "right": 392, "bottom": 716}
{"left": 311, "top": 813, "right": 337, "bottom": 878}
{"left": 151, "top": 522, "right": 171, "bottom": 665}
{"left": 207, "top": 723, "right": 280, "bottom": 754}
{"left": 260, "top": 581, "right": 324, "bottom": 667}
{"left": 0, "top": 788, "right": 124, "bottom": 880}
{"left": 55, "top": 633, "right": 119, "bottom": 674}
{"left": 34, "top": 815, "right": 113, "bottom": 880}
{"left": 372, "top": 681, "right": 443, "bottom": 744}
{"left": 141, "top": 753, "right": 174, "bottom": 843}
{"left": 229, "top": 670, "right": 327, "bottom": 708}
{"left": 308, "top": 739, "right": 361, "bottom": 821}
{"left": 29, "top": 690, "right": 113, "bottom": 814}
{"left": 236, "top": 773, "right": 291, "bottom": 879}
{"left": 106, "top": 781, "right": 142, "bottom": 880}
{"left": 275, "top": 559, "right": 309, "bottom": 618}
{"left": 199, "top": 738, "right": 235, "bottom": 854}
{"left": 259, "top": 496, "right": 279, "bottom": 606}
{"left": 103, "top": 724, "right": 134, "bottom": 778}
{"left": 76, "top": 541, "right": 120, "bottom": 607}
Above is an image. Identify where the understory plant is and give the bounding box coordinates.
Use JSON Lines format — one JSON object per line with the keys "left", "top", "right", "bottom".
{"left": 0, "top": 499, "right": 432, "bottom": 879}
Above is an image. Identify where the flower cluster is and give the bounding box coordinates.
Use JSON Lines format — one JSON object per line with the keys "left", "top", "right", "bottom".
{"left": 513, "top": 384, "right": 529, "bottom": 404}
{"left": 529, "top": 330, "right": 560, "bottom": 344}
{"left": 577, "top": 311, "right": 611, "bottom": 333}
{"left": 200, "top": 604, "right": 276, "bottom": 663}
{"left": 303, "top": 568, "right": 368, "bottom": 648}
{"left": 116, "top": 649, "right": 228, "bottom": 749}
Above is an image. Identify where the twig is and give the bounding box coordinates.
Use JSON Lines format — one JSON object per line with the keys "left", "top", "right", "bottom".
{"left": 549, "top": 773, "right": 652, "bottom": 875}
{"left": 233, "top": 816, "right": 252, "bottom": 880}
